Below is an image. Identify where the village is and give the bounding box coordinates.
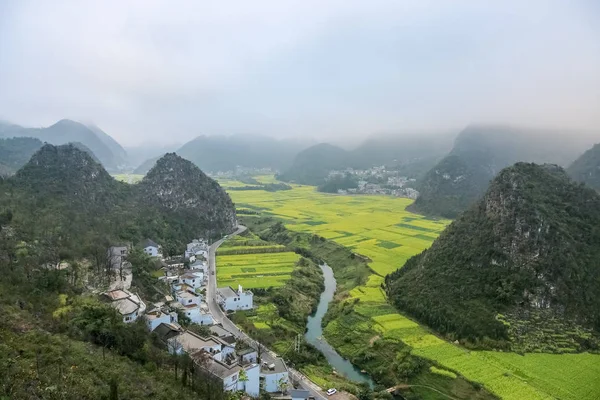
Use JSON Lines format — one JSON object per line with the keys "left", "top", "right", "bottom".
{"left": 102, "top": 237, "right": 316, "bottom": 400}
{"left": 327, "top": 167, "right": 420, "bottom": 199}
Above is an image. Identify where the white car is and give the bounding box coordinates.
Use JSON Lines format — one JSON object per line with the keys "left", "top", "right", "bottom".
{"left": 326, "top": 389, "right": 337, "bottom": 396}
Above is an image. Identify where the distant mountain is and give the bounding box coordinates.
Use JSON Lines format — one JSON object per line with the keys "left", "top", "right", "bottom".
{"left": 567, "top": 143, "right": 600, "bottom": 191}
{"left": 172, "top": 134, "right": 311, "bottom": 174}
{"left": 133, "top": 155, "right": 162, "bottom": 175}
{"left": 0, "top": 137, "right": 43, "bottom": 176}
{"left": 409, "top": 125, "right": 594, "bottom": 218}
{"left": 277, "top": 143, "right": 349, "bottom": 185}
{"left": 278, "top": 133, "right": 451, "bottom": 186}
{"left": 138, "top": 153, "right": 237, "bottom": 235}
{"left": 0, "top": 119, "right": 127, "bottom": 171}
{"left": 386, "top": 163, "right": 600, "bottom": 352}
{"left": 86, "top": 124, "right": 128, "bottom": 166}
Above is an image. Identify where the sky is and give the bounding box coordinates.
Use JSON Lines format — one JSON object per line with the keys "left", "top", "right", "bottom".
{"left": 0, "top": 0, "right": 599, "bottom": 146}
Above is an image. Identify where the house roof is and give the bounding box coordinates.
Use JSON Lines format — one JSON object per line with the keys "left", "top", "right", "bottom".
{"left": 181, "top": 272, "right": 202, "bottom": 280}
{"left": 154, "top": 322, "right": 183, "bottom": 341}
{"left": 238, "top": 347, "right": 257, "bottom": 356}
{"left": 199, "top": 357, "right": 241, "bottom": 379}
{"left": 174, "top": 331, "right": 221, "bottom": 353}
{"left": 217, "top": 286, "right": 238, "bottom": 299}
{"left": 104, "top": 289, "right": 129, "bottom": 301}
{"left": 176, "top": 290, "right": 198, "bottom": 299}
{"left": 261, "top": 358, "right": 287, "bottom": 374}
{"left": 140, "top": 238, "right": 159, "bottom": 249}
{"left": 209, "top": 324, "right": 234, "bottom": 338}
{"left": 112, "top": 298, "right": 139, "bottom": 316}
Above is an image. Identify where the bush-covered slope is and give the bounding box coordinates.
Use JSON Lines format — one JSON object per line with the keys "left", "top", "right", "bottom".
{"left": 410, "top": 125, "right": 593, "bottom": 218}
{"left": 138, "top": 153, "right": 236, "bottom": 235}
{"left": 567, "top": 143, "right": 600, "bottom": 191}
{"left": 387, "top": 163, "right": 600, "bottom": 352}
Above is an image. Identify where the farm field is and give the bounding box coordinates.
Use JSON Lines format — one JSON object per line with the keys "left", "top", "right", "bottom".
{"left": 112, "top": 173, "right": 144, "bottom": 184}
{"left": 217, "top": 231, "right": 300, "bottom": 289}
{"left": 227, "top": 177, "right": 600, "bottom": 400}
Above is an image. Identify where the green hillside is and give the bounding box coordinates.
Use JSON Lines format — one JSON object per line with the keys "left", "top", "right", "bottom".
{"left": 387, "top": 163, "right": 600, "bottom": 352}
{"left": 567, "top": 143, "right": 600, "bottom": 191}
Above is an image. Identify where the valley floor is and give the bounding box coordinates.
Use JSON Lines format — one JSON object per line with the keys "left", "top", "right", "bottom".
{"left": 226, "top": 182, "right": 600, "bottom": 400}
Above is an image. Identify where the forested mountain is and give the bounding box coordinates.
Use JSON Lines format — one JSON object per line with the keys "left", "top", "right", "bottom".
{"left": 278, "top": 133, "right": 451, "bottom": 185}
{"left": 138, "top": 153, "right": 236, "bottom": 236}
{"left": 1, "top": 144, "right": 236, "bottom": 259}
{"left": 386, "top": 163, "right": 600, "bottom": 352}
{"left": 410, "top": 125, "right": 594, "bottom": 218}
{"left": 0, "top": 119, "right": 127, "bottom": 171}
{"left": 567, "top": 143, "right": 600, "bottom": 191}
{"left": 133, "top": 154, "right": 161, "bottom": 174}
{"left": 0, "top": 136, "right": 43, "bottom": 176}
{"left": 277, "top": 143, "right": 349, "bottom": 185}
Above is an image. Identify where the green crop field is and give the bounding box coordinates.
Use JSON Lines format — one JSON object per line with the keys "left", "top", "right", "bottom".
{"left": 217, "top": 231, "right": 300, "bottom": 289}
{"left": 112, "top": 174, "right": 144, "bottom": 184}
{"left": 226, "top": 176, "right": 600, "bottom": 400}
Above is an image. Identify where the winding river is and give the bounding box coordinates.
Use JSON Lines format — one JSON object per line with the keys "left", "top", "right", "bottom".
{"left": 305, "top": 263, "right": 375, "bottom": 388}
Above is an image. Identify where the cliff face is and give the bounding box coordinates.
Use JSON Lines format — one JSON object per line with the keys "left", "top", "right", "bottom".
{"left": 138, "top": 153, "right": 236, "bottom": 234}
{"left": 387, "top": 163, "right": 600, "bottom": 352}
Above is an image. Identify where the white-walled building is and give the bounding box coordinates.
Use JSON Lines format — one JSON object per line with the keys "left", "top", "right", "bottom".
{"left": 103, "top": 289, "right": 143, "bottom": 323}
{"left": 217, "top": 285, "right": 253, "bottom": 311}
{"left": 140, "top": 239, "right": 162, "bottom": 258}
{"left": 189, "top": 260, "right": 208, "bottom": 273}
{"left": 107, "top": 245, "right": 128, "bottom": 269}
{"left": 181, "top": 271, "right": 203, "bottom": 289}
{"left": 144, "top": 309, "right": 178, "bottom": 332}
{"left": 175, "top": 290, "right": 202, "bottom": 307}
{"left": 185, "top": 239, "right": 208, "bottom": 260}
{"left": 261, "top": 358, "right": 289, "bottom": 393}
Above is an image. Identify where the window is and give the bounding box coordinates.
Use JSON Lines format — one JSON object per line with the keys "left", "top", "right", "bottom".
{"left": 188, "top": 299, "right": 192, "bottom": 304}
{"left": 125, "top": 316, "right": 131, "bottom": 322}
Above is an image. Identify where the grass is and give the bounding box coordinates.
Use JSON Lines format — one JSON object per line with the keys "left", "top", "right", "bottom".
{"left": 226, "top": 176, "right": 600, "bottom": 400}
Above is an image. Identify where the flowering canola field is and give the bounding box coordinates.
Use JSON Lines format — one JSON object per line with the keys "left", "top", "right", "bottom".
{"left": 228, "top": 183, "right": 600, "bottom": 400}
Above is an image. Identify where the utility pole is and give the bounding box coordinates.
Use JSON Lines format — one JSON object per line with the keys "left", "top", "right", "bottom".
{"left": 294, "top": 333, "right": 302, "bottom": 352}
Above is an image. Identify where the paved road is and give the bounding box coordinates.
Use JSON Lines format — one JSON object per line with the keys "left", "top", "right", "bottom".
{"left": 206, "top": 226, "right": 329, "bottom": 400}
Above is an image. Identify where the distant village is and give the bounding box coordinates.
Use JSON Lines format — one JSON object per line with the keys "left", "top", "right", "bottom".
{"left": 102, "top": 238, "right": 308, "bottom": 399}
{"left": 328, "top": 166, "right": 420, "bottom": 199}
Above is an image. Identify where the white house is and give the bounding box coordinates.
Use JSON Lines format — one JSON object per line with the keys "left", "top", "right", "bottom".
{"left": 260, "top": 358, "right": 289, "bottom": 393}
{"left": 140, "top": 239, "right": 162, "bottom": 258}
{"left": 240, "top": 363, "right": 260, "bottom": 396}
{"left": 175, "top": 290, "right": 202, "bottom": 307}
{"left": 181, "top": 271, "right": 203, "bottom": 289}
{"left": 144, "top": 309, "right": 177, "bottom": 332}
{"left": 194, "top": 354, "right": 260, "bottom": 397}
{"left": 185, "top": 239, "right": 208, "bottom": 260}
{"left": 168, "top": 331, "right": 222, "bottom": 357}
{"left": 103, "top": 289, "right": 143, "bottom": 323}
{"left": 217, "top": 285, "right": 253, "bottom": 311}
{"left": 238, "top": 348, "right": 258, "bottom": 365}
{"left": 189, "top": 260, "right": 208, "bottom": 273}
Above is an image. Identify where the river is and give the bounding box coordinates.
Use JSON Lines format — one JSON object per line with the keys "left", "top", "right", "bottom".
{"left": 305, "top": 263, "right": 375, "bottom": 388}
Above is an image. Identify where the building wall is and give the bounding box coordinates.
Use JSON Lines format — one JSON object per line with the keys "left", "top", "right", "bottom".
{"left": 143, "top": 245, "right": 160, "bottom": 257}
{"left": 183, "top": 275, "right": 203, "bottom": 289}
{"left": 239, "top": 364, "right": 260, "bottom": 397}
{"left": 146, "top": 314, "right": 171, "bottom": 331}
{"left": 222, "top": 293, "right": 253, "bottom": 311}
{"left": 262, "top": 371, "right": 289, "bottom": 393}
{"left": 123, "top": 310, "right": 138, "bottom": 324}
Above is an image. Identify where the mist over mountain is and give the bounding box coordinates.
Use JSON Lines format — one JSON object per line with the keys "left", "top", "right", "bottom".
{"left": 0, "top": 119, "right": 127, "bottom": 171}
{"left": 0, "top": 137, "right": 43, "bottom": 177}
{"left": 567, "top": 143, "right": 600, "bottom": 191}
{"left": 387, "top": 163, "right": 600, "bottom": 352}
{"left": 409, "top": 125, "right": 596, "bottom": 218}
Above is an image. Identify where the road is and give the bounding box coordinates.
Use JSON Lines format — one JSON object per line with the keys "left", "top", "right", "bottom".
{"left": 206, "top": 225, "right": 329, "bottom": 400}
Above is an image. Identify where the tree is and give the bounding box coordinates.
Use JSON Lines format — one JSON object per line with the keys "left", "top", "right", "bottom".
{"left": 109, "top": 377, "right": 119, "bottom": 400}
{"left": 277, "top": 376, "right": 288, "bottom": 394}
{"left": 238, "top": 369, "right": 249, "bottom": 391}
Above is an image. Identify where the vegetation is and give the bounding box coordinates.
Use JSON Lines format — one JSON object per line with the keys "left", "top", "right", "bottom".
{"left": 0, "top": 136, "right": 43, "bottom": 176}
{"left": 388, "top": 163, "right": 600, "bottom": 351}
{"left": 567, "top": 142, "right": 600, "bottom": 191}
{"left": 225, "top": 176, "right": 600, "bottom": 400}
{"left": 277, "top": 143, "right": 349, "bottom": 185}
{"left": 317, "top": 174, "right": 358, "bottom": 193}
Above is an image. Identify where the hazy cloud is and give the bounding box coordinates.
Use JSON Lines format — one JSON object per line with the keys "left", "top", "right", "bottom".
{"left": 0, "top": 0, "right": 598, "bottom": 145}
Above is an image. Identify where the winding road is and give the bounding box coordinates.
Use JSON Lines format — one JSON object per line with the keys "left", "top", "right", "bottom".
{"left": 206, "top": 225, "right": 329, "bottom": 400}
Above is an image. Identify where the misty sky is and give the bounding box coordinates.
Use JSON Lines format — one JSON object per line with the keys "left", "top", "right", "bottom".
{"left": 0, "top": 1, "right": 599, "bottom": 146}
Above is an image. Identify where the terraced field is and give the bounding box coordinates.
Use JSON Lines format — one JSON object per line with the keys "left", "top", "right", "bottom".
{"left": 227, "top": 178, "right": 600, "bottom": 400}
{"left": 217, "top": 231, "right": 300, "bottom": 289}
